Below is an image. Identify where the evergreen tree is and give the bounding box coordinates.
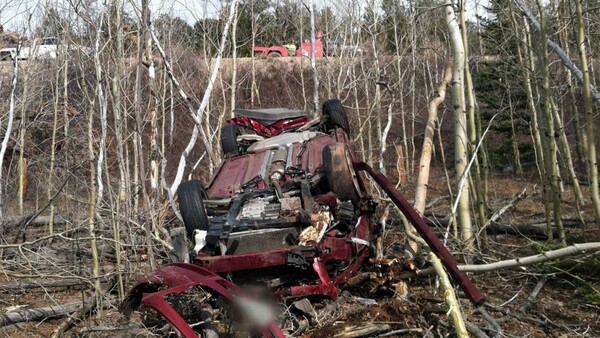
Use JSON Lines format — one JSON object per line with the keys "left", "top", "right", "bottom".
{"left": 154, "top": 14, "right": 195, "bottom": 47}
{"left": 35, "top": 8, "right": 72, "bottom": 38}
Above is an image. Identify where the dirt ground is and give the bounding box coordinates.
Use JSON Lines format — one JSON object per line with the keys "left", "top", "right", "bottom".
{"left": 1, "top": 172, "right": 599, "bottom": 337}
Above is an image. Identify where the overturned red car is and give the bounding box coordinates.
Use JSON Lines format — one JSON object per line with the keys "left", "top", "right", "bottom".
{"left": 121, "top": 99, "right": 484, "bottom": 337}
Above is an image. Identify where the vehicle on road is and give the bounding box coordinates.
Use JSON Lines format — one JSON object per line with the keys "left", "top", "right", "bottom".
{"left": 0, "top": 37, "right": 58, "bottom": 61}
{"left": 252, "top": 32, "right": 324, "bottom": 58}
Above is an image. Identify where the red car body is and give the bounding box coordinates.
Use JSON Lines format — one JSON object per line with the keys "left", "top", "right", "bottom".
{"left": 252, "top": 32, "right": 324, "bottom": 58}
{"left": 121, "top": 103, "right": 485, "bottom": 338}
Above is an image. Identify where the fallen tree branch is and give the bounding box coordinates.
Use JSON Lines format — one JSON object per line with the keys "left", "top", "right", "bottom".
{"left": 334, "top": 323, "right": 390, "bottom": 338}
{"left": 378, "top": 328, "right": 423, "bottom": 336}
{"left": 487, "top": 222, "right": 556, "bottom": 239}
{"left": 478, "top": 187, "right": 529, "bottom": 237}
{"left": 429, "top": 251, "right": 468, "bottom": 338}
{"left": 0, "top": 302, "right": 82, "bottom": 327}
{"left": 519, "top": 275, "right": 549, "bottom": 313}
{"left": 463, "top": 319, "right": 490, "bottom": 338}
{"left": 2, "top": 215, "right": 67, "bottom": 228}
{"left": 0, "top": 276, "right": 111, "bottom": 290}
{"left": 12, "top": 177, "right": 70, "bottom": 243}
{"left": 400, "top": 242, "right": 600, "bottom": 278}
{"left": 50, "top": 277, "right": 118, "bottom": 337}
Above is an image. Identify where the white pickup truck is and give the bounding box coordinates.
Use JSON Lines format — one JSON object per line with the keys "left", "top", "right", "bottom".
{"left": 0, "top": 37, "right": 59, "bottom": 61}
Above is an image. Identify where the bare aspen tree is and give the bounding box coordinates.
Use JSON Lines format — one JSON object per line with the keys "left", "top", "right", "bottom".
{"left": 505, "top": 82, "right": 523, "bottom": 176}
{"left": 168, "top": 0, "right": 238, "bottom": 196}
{"left": 459, "top": 0, "right": 487, "bottom": 234}
{"left": 575, "top": 0, "right": 600, "bottom": 229}
{"left": 0, "top": 40, "right": 20, "bottom": 219}
{"left": 87, "top": 13, "right": 105, "bottom": 293}
{"left": 250, "top": 1, "right": 258, "bottom": 105}
{"left": 108, "top": 0, "right": 126, "bottom": 298}
{"left": 513, "top": 0, "right": 600, "bottom": 105}
{"left": 559, "top": 23, "right": 587, "bottom": 169}
{"left": 47, "top": 59, "right": 65, "bottom": 236}
{"left": 146, "top": 21, "right": 159, "bottom": 193}
{"left": 392, "top": 5, "right": 410, "bottom": 180}
{"left": 363, "top": 1, "right": 384, "bottom": 173}
{"left": 379, "top": 86, "right": 394, "bottom": 176}
{"left": 509, "top": 0, "right": 546, "bottom": 181}
{"left": 550, "top": 96, "right": 585, "bottom": 209}
{"left": 231, "top": 2, "right": 239, "bottom": 114}
{"left": 308, "top": 1, "right": 319, "bottom": 116}
{"left": 535, "top": 0, "right": 565, "bottom": 245}
{"left": 410, "top": 65, "right": 453, "bottom": 257}
{"left": 445, "top": 0, "right": 474, "bottom": 251}
{"left": 17, "top": 65, "right": 32, "bottom": 215}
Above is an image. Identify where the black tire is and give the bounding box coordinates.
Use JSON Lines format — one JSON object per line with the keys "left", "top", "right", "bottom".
{"left": 221, "top": 124, "right": 239, "bottom": 156}
{"left": 268, "top": 51, "right": 282, "bottom": 58}
{"left": 322, "top": 99, "right": 350, "bottom": 136}
{"left": 177, "top": 180, "right": 209, "bottom": 239}
{"left": 323, "top": 143, "right": 361, "bottom": 206}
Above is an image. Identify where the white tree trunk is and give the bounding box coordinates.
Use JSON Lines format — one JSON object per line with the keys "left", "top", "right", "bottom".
{"left": 309, "top": 1, "right": 319, "bottom": 117}
{"left": 445, "top": 0, "right": 474, "bottom": 251}
{"left": 168, "top": 0, "right": 238, "bottom": 197}
{"left": 0, "top": 45, "right": 19, "bottom": 219}
{"left": 575, "top": 0, "right": 600, "bottom": 228}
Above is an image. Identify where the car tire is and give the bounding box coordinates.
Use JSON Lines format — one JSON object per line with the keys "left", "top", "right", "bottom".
{"left": 177, "top": 180, "right": 209, "bottom": 239}
{"left": 322, "top": 99, "right": 350, "bottom": 136}
{"left": 323, "top": 143, "right": 361, "bottom": 206}
{"left": 221, "top": 124, "right": 240, "bottom": 156}
{"left": 268, "top": 51, "right": 282, "bottom": 58}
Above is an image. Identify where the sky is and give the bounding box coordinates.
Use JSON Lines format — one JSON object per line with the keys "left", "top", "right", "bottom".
{"left": 0, "top": 0, "right": 491, "bottom": 35}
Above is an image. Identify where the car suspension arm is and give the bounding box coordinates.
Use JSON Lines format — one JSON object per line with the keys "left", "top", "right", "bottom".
{"left": 353, "top": 161, "right": 486, "bottom": 305}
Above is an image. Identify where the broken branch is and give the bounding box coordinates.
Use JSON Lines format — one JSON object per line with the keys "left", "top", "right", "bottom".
{"left": 401, "top": 242, "right": 600, "bottom": 278}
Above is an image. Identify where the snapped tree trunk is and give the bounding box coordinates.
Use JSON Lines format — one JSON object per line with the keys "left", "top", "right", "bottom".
{"left": 409, "top": 65, "right": 452, "bottom": 257}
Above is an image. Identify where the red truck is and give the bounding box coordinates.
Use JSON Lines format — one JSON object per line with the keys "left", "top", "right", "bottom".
{"left": 253, "top": 32, "right": 324, "bottom": 58}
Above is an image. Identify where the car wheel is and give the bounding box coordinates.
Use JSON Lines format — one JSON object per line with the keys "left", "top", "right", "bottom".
{"left": 177, "top": 180, "right": 209, "bottom": 239}
{"left": 322, "top": 99, "right": 350, "bottom": 136}
{"left": 323, "top": 143, "right": 361, "bottom": 206}
{"left": 221, "top": 124, "right": 240, "bottom": 156}
{"left": 268, "top": 51, "right": 282, "bottom": 58}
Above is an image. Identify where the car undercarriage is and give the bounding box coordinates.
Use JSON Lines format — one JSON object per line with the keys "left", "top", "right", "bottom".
{"left": 120, "top": 99, "right": 484, "bottom": 337}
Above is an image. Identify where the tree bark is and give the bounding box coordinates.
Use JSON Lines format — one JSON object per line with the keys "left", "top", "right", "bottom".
{"left": 445, "top": 0, "right": 474, "bottom": 251}
{"left": 409, "top": 65, "right": 452, "bottom": 257}
{"left": 309, "top": 1, "right": 319, "bottom": 117}
{"left": 0, "top": 41, "right": 20, "bottom": 219}
{"left": 575, "top": 0, "right": 600, "bottom": 230}
{"left": 0, "top": 302, "right": 83, "bottom": 327}
{"left": 535, "top": 0, "right": 565, "bottom": 245}
{"left": 429, "top": 252, "right": 469, "bottom": 338}
{"left": 403, "top": 242, "right": 600, "bottom": 278}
